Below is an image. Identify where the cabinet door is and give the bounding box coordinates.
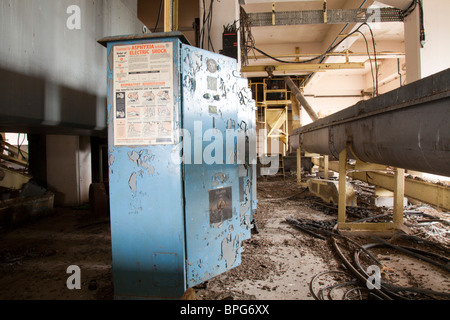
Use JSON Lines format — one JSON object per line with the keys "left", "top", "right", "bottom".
{"left": 107, "top": 38, "right": 186, "bottom": 299}
{"left": 181, "top": 45, "right": 252, "bottom": 287}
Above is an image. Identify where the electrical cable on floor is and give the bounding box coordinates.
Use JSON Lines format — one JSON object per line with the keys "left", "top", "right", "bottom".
{"left": 286, "top": 217, "right": 381, "bottom": 263}
{"left": 330, "top": 232, "right": 394, "bottom": 300}
{"left": 353, "top": 242, "right": 450, "bottom": 299}
{"left": 371, "top": 236, "right": 450, "bottom": 272}
{"left": 259, "top": 188, "right": 307, "bottom": 202}
{"left": 302, "top": 219, "right": 450, "bottom": 300}
{"left": 309, "top": 270, "right": 349, "bottom": 300}
{"left": 327, "top": 281, "right": 359, "bottom": 300}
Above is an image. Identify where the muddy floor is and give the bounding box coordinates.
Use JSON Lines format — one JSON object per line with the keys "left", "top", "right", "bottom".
{"left": 0, "top": 174, "right": 449, "bottom": 300}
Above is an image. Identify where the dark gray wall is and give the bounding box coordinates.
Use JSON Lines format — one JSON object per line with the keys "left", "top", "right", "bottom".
{"left": 0, "top": 0, "right": 144, "bottom": 136}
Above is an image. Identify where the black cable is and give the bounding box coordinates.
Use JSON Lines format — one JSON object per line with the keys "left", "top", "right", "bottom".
{"left": 309, "top": 271, "right": 349, "bottom": 300}
{"left": 372, "top": 236, "right": 450, "bottom": 272}
{"left": 246, "top": 22, "right": 370, "bottom": 65}
{"left": 354, "top": 242, "right": 450, "bottom": 299}
{"left": 17, "top": 133, "right": 28, "bottom": 169}
{"left": 287, "top": 218, "right": 381, "bottom": 263}
{"left": 331, "top": 234, "right": 394, "bottom": 300}
{"left": 357, "top": 30, "right": 376, "bottom": 97}
{"left": 200, "top": 0, "right": 207, "bottom": 48}
{"left": 301, "top": 0, "right": 368, "bottom": 86}
{"left": 327, "top": 281, "right": 359, "bottom": 300}
{"left": 200, "top": 0, "right": 215, "bottom": 51}
{"left": 418, "top": 0, "right": 425, "bottom": 47}
{"left": 153, "top": 0, "right": 163, "bottom": 33}
{"left": 207, "top": 0, "right": 215, "bottom": 52}
{"left": 402, "top": 0, "right": 417, "bottom": 18}
{"left": 401, "top": 1, "right": 425, "bottom": 48}
{"left": 361, "top": 23, "right": 379, "bottom": 96}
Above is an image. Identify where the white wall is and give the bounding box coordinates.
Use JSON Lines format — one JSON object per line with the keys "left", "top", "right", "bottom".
{"left": 0, "top": 0, "right": 144, "bottom": 130}
{"left": 404, "top": 0, "right": 450, "bottom": 83}
{"left": 0, "top": 0, "right": 143, "bottom": 97}
{"left": 420, "top": 0, "right": 450, "bottom": 78}
{"left": 4, "top": 133, "right": 28, "bottom": 147}
{"left": 0, "top": 0, "right": 144, "bottom": 206}
{"left": 302, "top": 72, "right": 365, "bottom": 124}
{"left": 46, "top": 135, "right": 92, "bottom": 206}
{"left": 199, "top": 0, "right": 241, "bottom": 63}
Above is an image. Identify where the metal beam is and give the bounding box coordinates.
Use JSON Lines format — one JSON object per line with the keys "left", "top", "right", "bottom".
{"left": 267, "top": 109, "right": 287, "bottom": 137}
{"left": 249, "top": 51, "right": 405, "bottom": 61}
{"left": 284, "top": 76, "right": 319, "bottom": 122}
{"left": 241, "top": 62, "right": 365, "bottom": 73}
{"left": 247, "top": 7, "right": 404, "bottom": 26}
{"left": 164, "top": 0, "right": 178, "bottom": 32}
{"left": 313, "top": 158, "right": 450, "bottom": 211}
{"left": 291, "top": 68, "right": 450, "bottom": 178}
{"left": 0, "top": 164, "right": 31, "bottom": 190}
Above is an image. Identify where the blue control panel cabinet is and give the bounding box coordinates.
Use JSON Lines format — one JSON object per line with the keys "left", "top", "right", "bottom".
{"left": 99, "top": 32, "right": 257, "bottom": 299}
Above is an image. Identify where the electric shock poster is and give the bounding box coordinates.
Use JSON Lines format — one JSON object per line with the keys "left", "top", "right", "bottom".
{"left": 113, "top": 42, "right": 175, "bottom": 146}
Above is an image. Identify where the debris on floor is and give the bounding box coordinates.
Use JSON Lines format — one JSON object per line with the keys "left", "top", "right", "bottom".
{"left": 196, "top": 174, "right": 450, "bottom": 300}
{"left": 1, "top": 142, "right": 55, "bottom": 233}
{"left": 0, "top": 173, "right": 448, "bottom": 300}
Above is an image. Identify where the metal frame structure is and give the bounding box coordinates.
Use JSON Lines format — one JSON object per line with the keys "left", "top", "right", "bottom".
{"left": 246, "top": 7, "right": 404, "bottom": 27}
{"left": 250, "top": 78, "right": 292, "bottom": 158}
{"left": 292, "top": 68, "right": 450, "bottom": 232}
{"left": 312, "top": 157, "right": 450, "bottom": 212}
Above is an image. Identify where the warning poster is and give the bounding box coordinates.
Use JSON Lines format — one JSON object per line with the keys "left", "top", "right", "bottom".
{"left": 113, "top": 42, "right": 175, "bottom": 146}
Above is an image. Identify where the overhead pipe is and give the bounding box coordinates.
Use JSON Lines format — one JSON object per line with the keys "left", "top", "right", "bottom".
{"left": 284, "top": 76, "right": 319, "bottom": 122}
{"left": 290, "top": 68, "right": 450, "bottom": 177}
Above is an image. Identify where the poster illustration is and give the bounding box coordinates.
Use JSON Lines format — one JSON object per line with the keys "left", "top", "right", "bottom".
{"left": 113, "top": 42, "right": 175, "bottom": 146}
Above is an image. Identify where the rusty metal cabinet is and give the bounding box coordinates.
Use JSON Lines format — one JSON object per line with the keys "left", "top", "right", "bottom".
{"left": 99, "top": 32, "right": 256, "bottom": 299}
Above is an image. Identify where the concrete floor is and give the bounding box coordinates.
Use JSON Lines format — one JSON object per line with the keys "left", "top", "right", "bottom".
{"left": 0, "top": 175, "right": 449, "bottom": 301}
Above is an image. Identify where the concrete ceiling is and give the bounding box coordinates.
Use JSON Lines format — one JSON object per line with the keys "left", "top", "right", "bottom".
{"left": 241, "top": 0, "right": 406, "bottom": 81}
{"left": 242, "top": 0, "right": 348, "bottom": 45}
{"left": 136, "top": 0, "right": 406, "bottom": 88}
